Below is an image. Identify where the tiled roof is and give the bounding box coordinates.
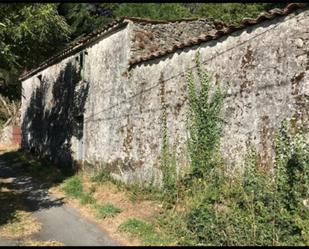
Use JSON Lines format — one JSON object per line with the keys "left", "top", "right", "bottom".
{"left": 19, "top": 19, "right": 128, "bottom": 81}
{"left": 130, "top": 18, "right": 227, "bottom": 63}
{"left": 19, "top": 2, "right": 307, "bottom": 81}
{"left": 128, "top": 2, "right": 308, "bottom": 67}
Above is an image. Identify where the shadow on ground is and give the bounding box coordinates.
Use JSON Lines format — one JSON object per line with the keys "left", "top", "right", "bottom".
{"left": 0, "top": 149, "right": 73, "bottom": 227}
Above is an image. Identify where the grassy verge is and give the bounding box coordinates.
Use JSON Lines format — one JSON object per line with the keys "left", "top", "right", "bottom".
{"left": 61, "top": 176, "right": 123, "bottom": 220}
{"left": 59, "top": 172, "right": 176, "bottom": 246}
{"left": 0, "top": 164, "right": 42, "bottom": 240}
{"left": 1, "top": 149, "right": 174, "bottom": 245}
{"left": 93, "top": 203, "right": 122, "bottom": 219}
{"left": 0, "top": 210, "right": 41, "bottom": 239}
{"left": 118, "top": 218, "right": 174, "bottom": 246}
{"left": 90, "top": 169, "right": 164, "bottom": 203}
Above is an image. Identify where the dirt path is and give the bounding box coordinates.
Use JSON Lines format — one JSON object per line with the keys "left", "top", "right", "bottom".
{"left": 0, "top": 158, "right": 121, "bottom": 246}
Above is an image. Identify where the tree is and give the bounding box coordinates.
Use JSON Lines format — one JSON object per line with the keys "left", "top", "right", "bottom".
{"left": 57, "top": 3, "right": 117, "bottom": 41}
{"left": 184, "top": 3, "right": 286, "bottom": 24}
{"left": 0, "top": 3, "right": 71, "bottom": 71}
{"left": 113, "top": 3, "right": 192, "bottom": 20}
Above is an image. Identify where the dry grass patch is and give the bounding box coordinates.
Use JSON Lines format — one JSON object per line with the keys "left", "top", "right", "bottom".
{"left": 22, "top": 239, "right": 64, "bottom": 246}
{"left": 0, "top": 176, "right": 41, "bottom": 240}
{"left": 51, "top": 174, "right": 165, "bottom": 246}
{"left": 0, "top": 210, "right": 41, "bottom": 239}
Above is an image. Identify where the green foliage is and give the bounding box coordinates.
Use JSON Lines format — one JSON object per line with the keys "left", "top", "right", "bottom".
{"left": 186, "top": 51, "right": 224, "bottom": 179}
{"left": 61, "top": 176, "right": 83, "bottom": 199}
{"left": 79, "top": 192, "right": 96, "bottom": 205}
{"left": 93, "top": 203, "right": 122, "bottom": 219}
{"left": 57, "top": 3, "right": 116, "bottom": 41}
{"left": 119, "top": 218, "right": 173, "bottom": 246}
{"left": 112, "top": 3, "right": 285, "bottom": 24}
{"left": 185, "top": 3, "right": 285, "bottom": 24}
{"left": 177, "top": 121, "right": 309, "bottom": 246}
{"left": 159, "top": 90, "right": 178, "bottom": 203}
{"left": 114, "top": 3, "right": 191, "bottom": 20}
{"left": 0, "top": 3, "right": 71, "bottom": 70}
{"left": 90, "top": 169, "right": 111, "bottom": 183}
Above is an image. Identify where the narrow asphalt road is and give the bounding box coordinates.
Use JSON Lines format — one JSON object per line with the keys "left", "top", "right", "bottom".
{"left": 0, "top": 157, "right": 121, "bottom": 246}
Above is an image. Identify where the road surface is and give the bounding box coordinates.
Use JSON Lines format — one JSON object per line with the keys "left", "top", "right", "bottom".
{"left": 0, "top": 155, "right": 120, "bottom": 246}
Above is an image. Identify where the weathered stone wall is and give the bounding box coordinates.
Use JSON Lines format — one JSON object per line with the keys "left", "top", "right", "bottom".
{"left": 127, "top": 8, "right": 309, "bottom": 179}
{"left": 21, "top": 25, "right": 131, "bottom": 168}
{"left": 21, "top": 57, "right": 84, "bottom": 167}
{"left": 21, "top": 8, "right": 309, "bottom": 185}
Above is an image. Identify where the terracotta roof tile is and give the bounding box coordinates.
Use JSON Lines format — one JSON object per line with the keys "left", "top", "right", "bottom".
{"left": 128, "top": 3, "right": 307, "bottom": 67}
{"left": 19, "top": 3, "right": 307, "bottom": 81}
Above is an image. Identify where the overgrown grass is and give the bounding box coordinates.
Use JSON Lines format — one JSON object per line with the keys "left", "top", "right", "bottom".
{"left": 90, "top": 169, "right": 164, "bottom": 203}
{"left": 118, "top": 218, "right": 174, "bottom": 246}
{"left": 93, "top": 203, "right": 122, "bottom": 219}
{"left": 90, "top": 169, "right": 111, "bottom": 183}
{"left": 61, "top": 176, "right": 96, "bottom": 205}
{"left": 61, "top": 176, "right": 122, "bottom": 219}
{"left": 61, "top": 177, "right": 83, "bottom": 199}
{"left": 79, "top": 192, "right": 96, "bottom": 205}
{"left": 176, "top": 126, "right": 309, "bottom": 246}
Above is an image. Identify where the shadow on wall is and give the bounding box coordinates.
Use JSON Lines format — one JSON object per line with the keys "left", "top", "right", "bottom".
{"left": 21, "top": 61, "right": 90, "bottom": 170}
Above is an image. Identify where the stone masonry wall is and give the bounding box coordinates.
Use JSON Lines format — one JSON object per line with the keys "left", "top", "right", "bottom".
{"left": 21, "top": 25, "right": 130, "bottom": 168}
{"left": 21, "top": 8, "right": 309, "bottom": 185}
{"left": 127, "top": 8, "right": 309, "bottom": 180}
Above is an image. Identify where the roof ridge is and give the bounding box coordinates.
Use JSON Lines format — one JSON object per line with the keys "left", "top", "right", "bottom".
{"left": 123, "top": 16, "right": 219, "bottom": 24}
{"left": 128, "top": 2, "right": 308, "bottom": 67}
{"left": 19, "top": 2, "right": 308, "bottom": 81}
{"left": 19, "top": 18, "right": 127, "bottom": 81}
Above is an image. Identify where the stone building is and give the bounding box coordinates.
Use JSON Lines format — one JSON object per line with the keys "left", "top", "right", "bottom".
{"left": 19, "top": 3, "right": 309, "bottom": 185}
